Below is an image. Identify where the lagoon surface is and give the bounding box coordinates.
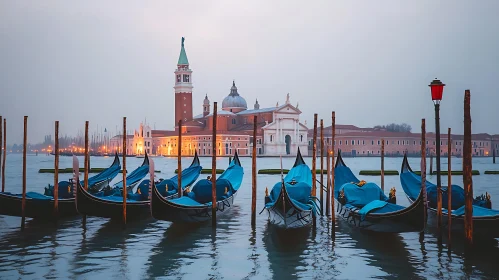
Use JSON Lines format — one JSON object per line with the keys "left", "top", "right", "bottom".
{"left": 1, "top": 154, "right": 499, "bottom": 279}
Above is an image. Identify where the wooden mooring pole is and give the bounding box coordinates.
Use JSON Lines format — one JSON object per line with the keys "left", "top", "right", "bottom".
{"left": 251, "top": 115, "right": 257, "bottom": 227}
{"left": 21, "top": 116, "right": 27, "bottom": 231}
{"left": 122, "top": 118, "right": 127, "bottom": 226}
{"left": 326, "top": 147, "right": 331, "bottom": 216}
{"left": 430, "top": 153, "right": 433, "bottom": 174}
{"left": 312, "top": 114, "right": 317, "bottom": 197}
{"left": 447, "top": 127, "right": 452, "bottom": 246}
{"left": 493, "top": 145, "right": 496, "bottom": 164}
{"left": 83, "top": 121, "right": 89, "bottom": 226}
{"left": 0, "top": 116, "right": 2, "bottom": 193}
{"left": 381, "top": 139, "right": 385, "bottom": 191}
{"left": 212, "top": 102, "right": 218, "bottom": 227}
{"left": 178, "top": 120, "right": 182, "bottom": 198}
{"left": 331, "top": 111, "right": 336, "bottom": 235}
{"left": 53, "top": 121, "right": 59, "bottom": 218}
{"left": 2, "top": 118, "right": 6, "bottom": 192}
{"left": 463, "top": 90, "right": 473, "bottom": 248}
{"left": 320, "top": 119, "right": 324, "bottom": 216}
{"left": 420, "top": 119, "right": 427, "bottom": 240}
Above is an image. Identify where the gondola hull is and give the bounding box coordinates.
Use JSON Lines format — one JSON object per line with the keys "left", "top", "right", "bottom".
{"left": 151, "top": 183, "right": 237, "bottom": 223}
{"left": 87, "top": 178, "right": 113, "bottom": 193}
{"left": 333, "top": 151, "right": 426, "bottom": 233}
{"left": 76, "top": 183, "right": 150, "bottom": 219}
{"left": 401, "top": 155, "right": 499, "bottom": 238}
{"left": 410, "top": 197, "right": 499, "bottom": 238}
{"left": 266, "top": 190, "right": 313, "bottom": 229}
{"left": 335, "top": 193, "right": 426, "bottom": 233}
{"left": 0, "top": 193, "right": 77, "bottom": 219}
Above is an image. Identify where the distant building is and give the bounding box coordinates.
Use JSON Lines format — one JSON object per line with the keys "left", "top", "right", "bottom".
{"left": 308, "top": 125, "right": 498, "bottom": 157}
{"left": 123, "top": 37, "right": 309, "bottom": 156}
{"left": 109, "top": 135, "right": 134, "bottom": 155}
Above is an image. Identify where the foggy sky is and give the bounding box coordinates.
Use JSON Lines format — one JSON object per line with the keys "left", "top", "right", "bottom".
{"left": 1, "top": 1, "right": 498, "bottom": 144}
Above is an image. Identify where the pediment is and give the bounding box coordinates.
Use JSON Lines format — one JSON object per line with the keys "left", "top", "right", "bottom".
{"left": 275, "top": 104, "right": 301, "bottom": 114}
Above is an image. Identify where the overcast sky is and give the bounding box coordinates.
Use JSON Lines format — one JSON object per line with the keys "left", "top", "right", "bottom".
{"left": 1, "top": 1, "right": 498, "bottom": 144}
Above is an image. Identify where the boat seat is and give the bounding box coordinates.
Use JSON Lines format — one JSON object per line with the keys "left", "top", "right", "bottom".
{"left": 339, "top": 182, "right": 388, "bottom": 208}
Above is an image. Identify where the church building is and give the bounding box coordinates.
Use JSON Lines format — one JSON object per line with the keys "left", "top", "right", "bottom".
{"left": 132, "top": 38, "right": 308, "bottom": 156}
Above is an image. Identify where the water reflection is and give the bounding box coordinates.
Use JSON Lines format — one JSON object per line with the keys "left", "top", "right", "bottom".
{"left": 262, "top": 223, "right": 311, "bottom": 279}
{"left": 333, "top": 218, "right": 422, "bottom": 279}
{"left": 0, "top": 217, "right": 79, "bottom": 278}
{"left": 72, "top": 218, "right": 153, "bottom": 278}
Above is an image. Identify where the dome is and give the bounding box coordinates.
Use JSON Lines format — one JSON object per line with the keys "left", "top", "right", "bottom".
{"left": 222, "top": 81, "right": 247, "bottom": 111}
{"left": 203, "top": 94, "right": 210, "bottom": 105}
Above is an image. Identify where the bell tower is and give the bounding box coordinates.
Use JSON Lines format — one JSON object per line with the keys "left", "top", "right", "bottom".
{"left": 203, "top": 94, "right": 210, "bottom": 117}
{"left": 174, "top": 37, "right": 193, "bottom": 127}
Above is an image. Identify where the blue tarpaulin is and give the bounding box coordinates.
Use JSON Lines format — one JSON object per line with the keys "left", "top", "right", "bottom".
{"left": 338, "top": 182, "right": 388, "bottom": 208}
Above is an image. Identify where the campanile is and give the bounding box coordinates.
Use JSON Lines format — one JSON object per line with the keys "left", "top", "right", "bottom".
{"left": 174, "top": 37, "right": 193, "bottom": 127}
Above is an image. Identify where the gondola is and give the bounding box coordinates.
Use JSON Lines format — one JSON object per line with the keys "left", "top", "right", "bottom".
{"left": 334, "top": 151, "right": 426, "bottom": 233}
{"left": 400, "top": 154, "right": 499, "bottom": 238}
{"left": 44, "top": 153, "right": 121, "bottom": 195}
{"left": 0, "top": 154, "right": 120, "bottom": 219}
{"left": 76, "top": 152, "right": 202, "bottom": 219}
{"left": 98, "top": 153, "right": 151, "bottom": 196}
{"left": 151, "top": 152, "right": 243, "bottom": 223}
{"left": 263, "top": 149, "right": 318, "bottom": 229}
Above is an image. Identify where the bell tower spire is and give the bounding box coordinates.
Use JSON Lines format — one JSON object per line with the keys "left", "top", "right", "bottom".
{"left": 174, "top": 37, "right": 193, "bottom": 127}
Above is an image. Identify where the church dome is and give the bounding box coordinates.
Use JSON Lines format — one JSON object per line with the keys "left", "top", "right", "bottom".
{"left": 222, "top": 81, "right": 247, "bottom": 111}
{"left": 203, "top": 94, "right": 210, "bottom": 105}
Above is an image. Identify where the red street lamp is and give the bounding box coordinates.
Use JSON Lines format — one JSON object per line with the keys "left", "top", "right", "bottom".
{"left": 429, "top": 78, "right": 445, "bottom": 241}
{"left": 429, "top": 79, "right": 445, "bottom": 104}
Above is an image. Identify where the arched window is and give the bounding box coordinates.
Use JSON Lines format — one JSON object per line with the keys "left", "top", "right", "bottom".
{"left": 300, "top": 135, "right": 303, "bottom": 142}
{"left": 232, "top": 119, "right": 236, "bottom": 124}
{"left": 270, "top": 135, "right": 273, "bottom": 142}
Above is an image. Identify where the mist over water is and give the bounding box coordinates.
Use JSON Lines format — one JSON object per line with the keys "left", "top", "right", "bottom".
{"left": 0, "top": 155, "right": 498, "bottom": 279}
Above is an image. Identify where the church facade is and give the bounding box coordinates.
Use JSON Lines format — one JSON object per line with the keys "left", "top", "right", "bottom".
{"left": 128, "top": 38, "right": 308, "bottom": 157}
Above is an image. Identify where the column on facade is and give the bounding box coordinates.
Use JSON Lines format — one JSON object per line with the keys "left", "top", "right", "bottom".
{"left": 293, "top": 119, "right": 297, "bottom": 144}
{"left": 296, "top": 120, "right": 300, "bottom": 145}
{"left": 280, "top": 118, "right": 283, "bottom": 144}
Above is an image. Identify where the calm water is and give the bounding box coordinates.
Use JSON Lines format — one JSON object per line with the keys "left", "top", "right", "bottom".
{"left": 1, "top": 154, "right": 499, "bottom": 279}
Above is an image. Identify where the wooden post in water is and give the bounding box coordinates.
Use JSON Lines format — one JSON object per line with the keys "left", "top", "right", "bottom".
{"left": 493, "top": 144, "right": 496, "bottom": 164}
{"left": 331, "top": 111, "right": 336, "bottom": 230}
{"left": 122, "top": 118, "right": 127, "bottom": 226}
{"left": 83, "top": 121, "right": 89, "bottom": 225}
{"left": 0, "top": 116, "right": 2, "bottom": 193}
{"left": 177, "top": 120, "right": 182, "bottom": 198}
{"left": 312, "top": 114, "right": 317, "bottom": 197}
{"left": 320, "top": 119, "right": 324, "bottom": 216}
{"left": 211, "top": 102, "right": 218, "bottom": 227}
{"left": 21, "top": 116, "right": 27, "bottom": 231}
{"left": 381, "top": 139, "right": 385, "bottom": 191}
{"left": 251, "top": 115, "right": 257, "bottom": 227}
{"left": 54, "top": 121, "right": 60, "bottom": 218}
{"left": 447, "top": 127, "right": 452, "bottom": 246}
{"left": 0, "top": 116, "right": 2, "bottom": 192}
{"left": 420, "top": 119, "right": 427, "bottom": 240}
{"left": 430, "top": 153, "right": 433, "bottom": 174}
{"left": 2, "top": 118, "right": 5, "bottom": 192}
{"left": 326, "top": 147, "right": 331, "bottom": 216}
{"left": 463, "top": 90, "right": 473, "bottom": 247}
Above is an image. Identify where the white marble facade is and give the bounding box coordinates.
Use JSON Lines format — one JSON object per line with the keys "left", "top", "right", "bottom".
{"left": 262, "top": 99, "right": 308, "bottom": 156}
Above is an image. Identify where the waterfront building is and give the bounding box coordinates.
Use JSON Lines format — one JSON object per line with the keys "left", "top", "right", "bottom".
{"left": 308, "top": 125, "right": 496, "bottom": 157}
{"left": 122, "top": 37, "right": 309, "bottom": 156}
{"left": 109, "top": 134, "right": 134, "bottom": 155}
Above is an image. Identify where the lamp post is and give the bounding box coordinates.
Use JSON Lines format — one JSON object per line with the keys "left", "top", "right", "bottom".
{"left": 429, "top": 78, "right": 445, "bottom": 241}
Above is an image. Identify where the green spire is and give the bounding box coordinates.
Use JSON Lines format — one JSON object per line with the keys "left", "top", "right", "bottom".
{"left": 178, "top": 37, "right": 189, "bottom": 65}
